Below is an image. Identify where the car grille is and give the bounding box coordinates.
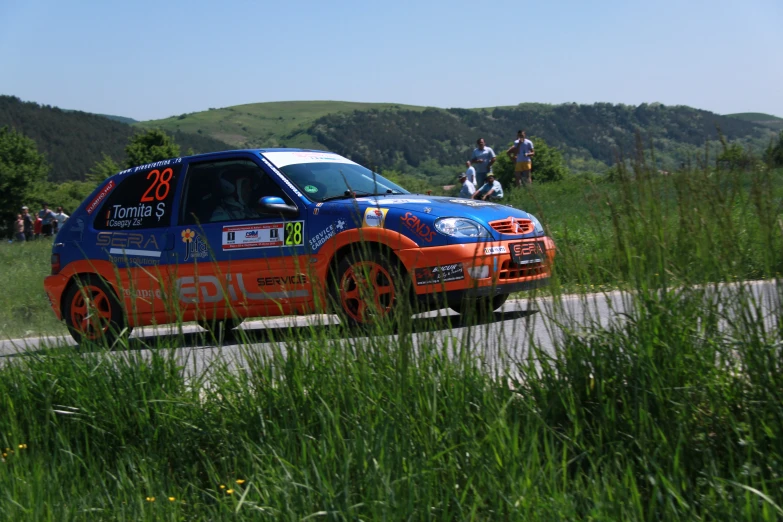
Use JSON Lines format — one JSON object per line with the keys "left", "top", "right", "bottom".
{"left": 489, "top": 218, "right": 534, "bottom": 235}
{"left": 497, "top": 259, "right": 547, "bottom": 280}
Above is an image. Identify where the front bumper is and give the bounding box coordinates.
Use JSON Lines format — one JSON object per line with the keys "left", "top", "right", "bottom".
{"left": 396, "top": 236, "right": 555, "bottom": 296}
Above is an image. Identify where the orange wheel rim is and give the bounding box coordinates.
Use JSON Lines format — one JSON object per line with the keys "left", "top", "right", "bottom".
{"left": 339, "top": 261, "right": 395, "bottom": 323}
{"left": 69, "top": 285, "right": 113, "bottom": 340}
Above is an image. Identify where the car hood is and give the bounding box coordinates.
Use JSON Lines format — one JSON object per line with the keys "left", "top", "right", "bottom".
{"left": 335, "top": 195, "right": 533, "bottom": 223}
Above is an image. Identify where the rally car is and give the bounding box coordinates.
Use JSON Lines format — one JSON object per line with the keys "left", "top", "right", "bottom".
{"left": 44, "top": 149, "right": 555, "bottom": 344}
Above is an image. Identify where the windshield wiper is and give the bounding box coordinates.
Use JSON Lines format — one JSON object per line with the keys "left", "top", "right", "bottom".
{"left": 320, "top": 190, "right": 376, "bottom": 202}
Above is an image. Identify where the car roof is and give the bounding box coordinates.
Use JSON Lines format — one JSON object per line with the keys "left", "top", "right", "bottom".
{"left": 109, "top": 148, "right": 336, "bottom": 181}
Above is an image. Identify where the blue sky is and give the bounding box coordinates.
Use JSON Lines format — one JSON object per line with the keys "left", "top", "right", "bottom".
{"left": 1, "top": 0, "right": 781, "bottom": 121}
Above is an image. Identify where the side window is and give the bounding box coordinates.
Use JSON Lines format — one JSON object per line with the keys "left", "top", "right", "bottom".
{"left": 180, "top": 159, "right": 292, "bottom": 225}
{"left": 95, "top": 162, "right": 183, "bottom": 230}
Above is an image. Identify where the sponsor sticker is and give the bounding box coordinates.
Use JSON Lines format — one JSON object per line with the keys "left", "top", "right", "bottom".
{"left": 356, "top": 198, "right": 431, "bottom": 205}
{"left": 222, "top": 221, "right": 304, "bottom": 250}
{"left": 400, "top": 211, "right": 436, "bottom": 242}
{"left": 415, "top": 263, "right": 465, "bottom": 286}
{"left": 363, "top": 207, "right": 389, "bottom": 228}
{"left": 484, "top": 246, "right": 508, "bottom": 255}
{"left": 448, "top": 199, "right": 498, "bottom": 207}
{"left": 86, "top": 180, "right": 116, "bottom": 214}
{"left": 510, "top": 241, "right": 544, "bottom": 265}
{"left": 262, "top": 151, "right": 357, "bottom": 169}
{"left": 181, "top": 228, "right": 209, "bottom": 261}
{"left": 304, "top": 185, "right": 319, "bottom": 193}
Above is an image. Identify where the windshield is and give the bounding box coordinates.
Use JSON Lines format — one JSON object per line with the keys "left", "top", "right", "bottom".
{"left": 278, "top": 161, "right": 409, "bottom": 202}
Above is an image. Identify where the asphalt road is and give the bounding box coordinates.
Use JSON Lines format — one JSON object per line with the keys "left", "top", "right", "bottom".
{"left": 1, "top": 281, "right": 779, "bottom": 373}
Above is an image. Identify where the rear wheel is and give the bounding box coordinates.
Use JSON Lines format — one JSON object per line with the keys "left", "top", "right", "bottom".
{"left": 333, "top": 250, "right": 408, "bottom": 327}
{"left": 63, "top": 275, "right": 130, "bottom": 346}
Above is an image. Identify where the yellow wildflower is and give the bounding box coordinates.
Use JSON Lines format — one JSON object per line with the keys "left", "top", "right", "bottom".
{"left": 18, "top": 444, "right": 27, "bottom": 449}
{"left": 168, "top": 497, "right": 176, "bottom": 502}
{"left": 146, "top": 497, "right": 156, "bottom": 502}
{"left": 235, "top": 479, "right": 246, "bottom": 485}
{"left": 2, "top": 453, "right": 6, "bottom": 458}
{"left": 219, "top": 484, "right": 226, "bottom": 489}
{"left": 226, "top": 489, "right": 234, "bottom": 495}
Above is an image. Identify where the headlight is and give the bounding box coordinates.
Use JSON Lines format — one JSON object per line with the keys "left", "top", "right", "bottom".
{"left": 528, "top": 214, "right": 545, "bottom": 235}
{"left": 434, "top": 217, "right": 491, "bottom": 239}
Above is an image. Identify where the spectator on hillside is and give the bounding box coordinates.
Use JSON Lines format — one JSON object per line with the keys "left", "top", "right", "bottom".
{"left": 39, "top": 203, "right": 57, "bottom": 237}
{"left": 53, "top": 206, "right": 69, "bottom": 233}
{"left": 21, "top": 206, "right": 34, "bottom": 240}
{"left": 14, "top": 214, "right": 25, "bottom": 242}
{"left": 469, "top": 138, "right": 496, "bottom": 187}
{"left": 33, "top": 215, "right": 42, "bottom": 239}
{"left": 473, "top": 173, "right": 504, "bottom": 201}
{"left": 506, "top": 130, "right": 535, "bottom": 186}
{"left": 458, "top": 172, "right": 476, "bottom": 199}
{"left": 464, "top": 161, "right": 476, "bottom": 184}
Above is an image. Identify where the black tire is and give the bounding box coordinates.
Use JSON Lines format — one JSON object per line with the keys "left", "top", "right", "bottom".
{"left": 450, "top": 293, "right": 509, "bottom": 320}
{"left": 332, "top": 250, "right": 409, "bottom": 327}
{"left": 63, "top": 274, "right": 130, "bottom": 346}
{"left": 198, "top": 317, "right": 241, "bottom": 343}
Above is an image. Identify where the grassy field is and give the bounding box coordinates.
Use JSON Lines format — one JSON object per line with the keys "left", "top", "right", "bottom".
{"left": 137, "top": 100, "right": 429, "bottom": 149}
{"left": 1, "top": 166, "right": 782, "bottom": 519}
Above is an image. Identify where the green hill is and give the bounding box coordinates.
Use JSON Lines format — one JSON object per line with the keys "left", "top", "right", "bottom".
{"left": 140, "top": 101, "right": 776, "bottom": 172}
{"left": 725, "top": 112, "right": 783, "bottom": 131}
{"left": 0, "top": 95, "right": 231, "bottom": 181}
{"left": 137, "top": 101, "right": 428, "bottom": 149}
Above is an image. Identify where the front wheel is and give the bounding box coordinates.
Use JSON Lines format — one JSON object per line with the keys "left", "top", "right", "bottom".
{"left": 63, "top": 275, "right": 130, "bottom": 346}
{"left": 332, "top": 250, "right": 408, "bottom": 327}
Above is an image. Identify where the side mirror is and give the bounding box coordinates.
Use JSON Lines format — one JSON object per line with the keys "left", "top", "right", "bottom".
{"left": 258, "top": 196, "right": 299, "bottom": 218}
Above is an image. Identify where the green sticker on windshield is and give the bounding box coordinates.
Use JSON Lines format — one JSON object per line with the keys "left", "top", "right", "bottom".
{"left": 304, "top": 185, "right": 319, "bottom": 193}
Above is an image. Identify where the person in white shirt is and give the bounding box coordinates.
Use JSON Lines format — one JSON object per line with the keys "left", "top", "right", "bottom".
{"left": 458, "top": 172, "right": 476, "bottom": 198}
{"left": 53, "top": 206, "right": 69, "bottom": 233}
{"left": 473, "top": 173, "right": 503, "bottom": 201}
{"left": 464, "top": 161, "right": 476, "bottom": 184}
{"left": 506, "top": 130, "right": 535, "bottom": 186}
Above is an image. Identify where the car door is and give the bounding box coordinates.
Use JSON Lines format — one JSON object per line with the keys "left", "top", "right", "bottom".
{"left": 167, "top": 154, "right": 310, "bottom": 322}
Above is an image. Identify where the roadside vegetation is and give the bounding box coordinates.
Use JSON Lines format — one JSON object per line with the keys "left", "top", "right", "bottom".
{"left": 1, "top": 144, "right": 782, "bottom": 518}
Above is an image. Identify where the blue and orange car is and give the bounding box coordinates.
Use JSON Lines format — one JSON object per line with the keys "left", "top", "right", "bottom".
{"left": 44, "top": 149, "right": 555, "bottom": 344}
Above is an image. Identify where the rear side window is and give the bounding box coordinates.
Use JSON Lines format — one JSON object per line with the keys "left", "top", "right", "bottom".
{"left": 95, "top": 161, "right": 184, "bottom": 230}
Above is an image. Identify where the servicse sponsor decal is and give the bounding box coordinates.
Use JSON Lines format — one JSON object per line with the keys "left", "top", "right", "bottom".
{"left": 177, "top": 273, "right": 309, "bottom": 303}
{"left": 400, "top": 212, "right": 436, "bottom": 242}
{"left": 414, "top": 263, "right": 465, "bottom": 286}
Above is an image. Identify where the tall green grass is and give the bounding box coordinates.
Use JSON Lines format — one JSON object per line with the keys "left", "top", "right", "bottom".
{"left": 1, "top": 165, "right": 782, "bottom": 519}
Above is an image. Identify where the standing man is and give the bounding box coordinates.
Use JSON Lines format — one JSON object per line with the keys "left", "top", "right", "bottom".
{"left": 39, "top": 203, "right": 57, "bottom": 237}
{"left": 469, "top": 138, "right": 496, "bottom": 188}
{"left": 473, "top": 173, "right": 504, "bottom": 201}
{"left": 458, "top": 172, "right": 476, "bottom": 199}
{"left": 507, "top": 130, "right": 535, "bottom": 186}
{"left": 464, "top": 161, "right": 476, "bottom": 185}
{"left": 14, "top": 214, "right": 25, "bottom": 242}
{"left": 21, "top": 206, "right": 34, "bottom": 240}
{"left": 53, "top": 206, "right": 69, "bottom": 234}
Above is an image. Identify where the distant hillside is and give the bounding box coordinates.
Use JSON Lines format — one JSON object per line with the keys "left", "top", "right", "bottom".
{"left": 725, "top": 112, "right": 783, "bottom": 131}
{"left": 0, "top": 96, "right": 231, "bottom": 181}
{"left": 98, "top": 114, "right": 137, "bottom": 124}
{"left": 140, "top": 100, "right": 776, "bottom": 172}
{"left": 137, "top": 101, "right": 429, "bottom": 149}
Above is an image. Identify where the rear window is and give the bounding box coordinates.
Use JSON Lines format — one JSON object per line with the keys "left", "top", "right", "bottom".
{"left": 95, "top": 161, "right": 183, "bottom": 230}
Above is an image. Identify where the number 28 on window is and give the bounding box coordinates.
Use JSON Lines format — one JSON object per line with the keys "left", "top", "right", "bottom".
{"left": 140, "top": 168, "right": 173, "bottom": 202}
